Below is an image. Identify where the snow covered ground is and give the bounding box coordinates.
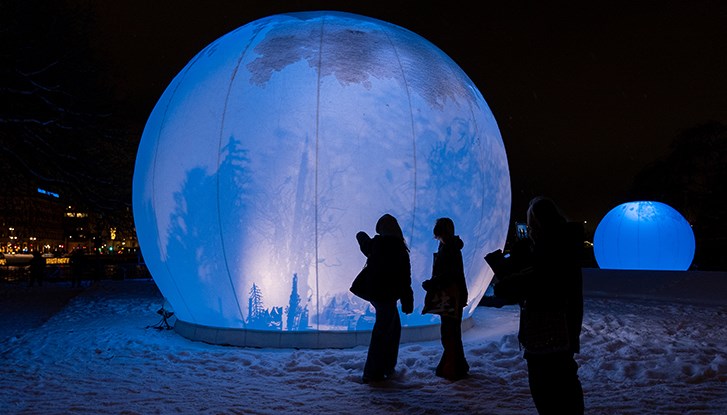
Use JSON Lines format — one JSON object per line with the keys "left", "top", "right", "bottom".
{"left": 1, "top": 274, "right": 726, "bottom": 415}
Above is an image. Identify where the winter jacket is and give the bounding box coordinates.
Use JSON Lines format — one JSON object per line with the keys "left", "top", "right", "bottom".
{"left": 356, "top": 232, "right": 414, "bottom": 312}
{"left": 493, "top": 222, "right": 584, "bottom": 355}
{"left": 424, "top": 235, "right": 468, "bottom": 309}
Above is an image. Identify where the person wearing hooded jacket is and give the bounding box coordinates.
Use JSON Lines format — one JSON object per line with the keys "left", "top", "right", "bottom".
{"left": 422, "top": 217, "right": 470, "bottom": 381}
{"left": 356, "top": 213, "right": 414, "bottom": 383}
{"left": 493, "top": 196, "right": 584, "bottom": 414}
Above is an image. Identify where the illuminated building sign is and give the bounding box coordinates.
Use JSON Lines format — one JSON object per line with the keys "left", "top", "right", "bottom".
{"left": 37, "top": 188, "right": 59, "bottom": 198}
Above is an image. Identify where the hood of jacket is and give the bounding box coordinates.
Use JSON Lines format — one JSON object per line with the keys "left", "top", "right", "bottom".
{"left": 444, "top": 235, "right": 464, "bottom": 251}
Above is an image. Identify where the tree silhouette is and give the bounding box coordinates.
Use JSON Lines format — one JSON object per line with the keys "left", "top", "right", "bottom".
{"left": 248, "top": 283, "right": 266, "bottom": 325}
{"left": 299, "top": 305, "right": 309, "bottom": 330}
{"left": 270, "top": 307, "right": 283, "bottom": 330}
{"left": 629, "top": 121, "right": 727, "bottom": 270}
{"left": 285, "top": 273, "right": 302, "bottom": 331}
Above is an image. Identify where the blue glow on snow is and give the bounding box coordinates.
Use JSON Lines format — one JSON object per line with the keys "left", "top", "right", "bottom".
{"left": 132, "top": 11, "right": 511, "bottom": 332}
{"left": 594, "top": 201, "right": 695, "bottom": 271}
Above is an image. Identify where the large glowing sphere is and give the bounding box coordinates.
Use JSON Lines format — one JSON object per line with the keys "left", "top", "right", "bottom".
{"left": 594, "top": 201, "right": 695, "bottom": 271}
{"left": 132, "top": 11, "right": 510, "bottom": 340}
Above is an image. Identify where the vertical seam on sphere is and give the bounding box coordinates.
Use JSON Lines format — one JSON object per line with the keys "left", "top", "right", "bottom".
{"left": 216, "top": 30, "right": 260, "bottom": 328}
{"left": 313, "top": 16, "right": 326, "bottom": 331}
{"left": 379, "top": 24, "right": 418, "bottom": 248}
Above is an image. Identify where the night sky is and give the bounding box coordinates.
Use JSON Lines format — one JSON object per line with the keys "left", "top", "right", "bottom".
{"left": 10, "top": 1, "right": 727, "bottom": 234}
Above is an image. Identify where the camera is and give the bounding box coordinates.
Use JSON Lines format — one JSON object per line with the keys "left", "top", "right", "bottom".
{"left": 484, "top": 249, "right": 511, "bottom": 277}
{"left": 485, "top": 236, "right": 534, "bottom": 281}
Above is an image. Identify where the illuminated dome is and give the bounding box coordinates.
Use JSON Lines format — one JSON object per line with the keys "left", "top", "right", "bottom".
{"left": 132, "top": 11, "right": 511, "bottom": 347}
{"left": 593, "top": 201, "right": 695, "bottom": 271}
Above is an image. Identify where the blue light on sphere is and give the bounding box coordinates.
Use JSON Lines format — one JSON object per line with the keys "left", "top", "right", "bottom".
{"left": 132, "top": 11, "right": 510, "bottom": 340}
{"left": 593, "top": 201, "right": 695, "bottom": 271}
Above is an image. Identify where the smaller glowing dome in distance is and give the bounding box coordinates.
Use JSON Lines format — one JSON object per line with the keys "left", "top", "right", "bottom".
{"left": 593, "top": 201, "right": 695, "bottom": 271}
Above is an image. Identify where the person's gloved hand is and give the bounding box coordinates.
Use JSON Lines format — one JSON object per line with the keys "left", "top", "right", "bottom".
{"left": 356, "top": 231, "right": 370, "bottom": 244}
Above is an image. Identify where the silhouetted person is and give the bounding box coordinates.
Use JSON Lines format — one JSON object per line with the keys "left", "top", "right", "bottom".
{"left": 28, "top": 251, "right": 45, "bottom": 287}
{"left": 91, "top": 253, "right": 103, "bottom": 286}
{"left": 422, "top": 217, "right": 470, "bottom": 381}
{"left": 492, "top": 196, "right": 584, "bottom": 414}
{"left": 69, "top": 248, "right": 85, "bottom": 288}
{"left": 356, "top": 213, "right": 414, "bottom": 383}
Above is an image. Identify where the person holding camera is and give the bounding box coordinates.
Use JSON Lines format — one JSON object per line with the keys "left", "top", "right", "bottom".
{"left": 490, "top": 196, "right": 585, "bottom": 414}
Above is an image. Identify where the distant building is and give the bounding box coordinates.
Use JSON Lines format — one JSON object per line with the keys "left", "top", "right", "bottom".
{"left": 0, "top": 187, "right": 140, "bottom": 255}
{"left": 1, "top": 191, "right": 64, "bottom": 253}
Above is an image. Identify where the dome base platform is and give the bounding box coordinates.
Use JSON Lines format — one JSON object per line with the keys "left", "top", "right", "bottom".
{"left": 174, "top": 317, "right": 475, "bottom": 349}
